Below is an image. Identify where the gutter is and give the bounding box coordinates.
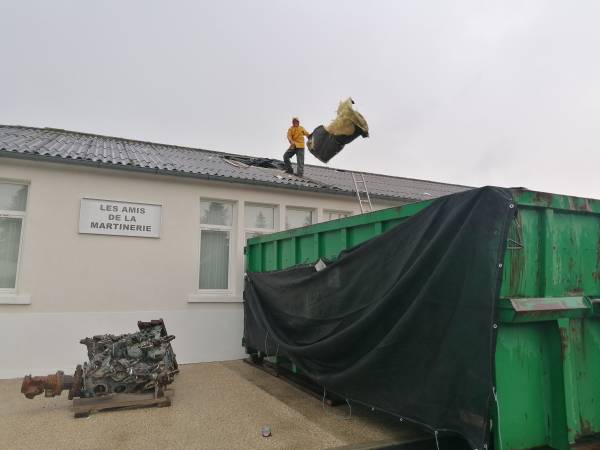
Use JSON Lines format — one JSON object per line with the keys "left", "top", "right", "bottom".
{"left": 0, "top": 150, "right": 409, "bottom": 203}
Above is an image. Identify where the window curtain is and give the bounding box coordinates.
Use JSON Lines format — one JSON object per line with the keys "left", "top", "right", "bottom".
{"left": 0, "top": 218, "right": 22, "bottom": 289}
{"left": 199, "top": 230, "right": 229, "bottom": 289}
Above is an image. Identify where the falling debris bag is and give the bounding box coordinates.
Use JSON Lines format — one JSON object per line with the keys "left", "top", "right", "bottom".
{"left": 307, "top": 98, "right": 369, "bottom": 163}
{"left": 244, "top": 187, "right": 515, "bottom": 450}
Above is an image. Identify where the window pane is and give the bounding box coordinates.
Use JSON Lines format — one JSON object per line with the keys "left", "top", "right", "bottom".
{"left": 200, "top": 201, "right": 232, "bottom": 226}
{"left": 325, "top": 211, "right": 350, "bottom": 221}
{"left": 0, "top": 217, "right": 22, "bottom": 289}
{"left": 245, "top": 205, "right": 274, "bottom": 229}
{"left": 199, "top": 230, "right": 229, "bottom": 289}
{"left": 286, "top": 209, "right": 313, "bottom": 229}
{"left": 0, "top": 183, "right": 28, "bottom": 211}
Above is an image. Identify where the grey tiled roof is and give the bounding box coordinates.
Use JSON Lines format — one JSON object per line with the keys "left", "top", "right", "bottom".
{"left": 0, "top": 125, "right": 470, "bottom": 201}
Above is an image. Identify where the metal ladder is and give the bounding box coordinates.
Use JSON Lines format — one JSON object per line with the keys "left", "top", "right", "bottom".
{"left": 351, "top": 172, "right": 373, "bottom": 213}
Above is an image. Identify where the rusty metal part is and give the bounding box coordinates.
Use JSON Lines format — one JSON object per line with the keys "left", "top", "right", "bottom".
{"left": 21, "top": 370, "right": 74, "bottom": 399}
{"left": 138, "top": 319, "right": 168, "bottom": 336}
{"left": 21, "top": 320, "right": 177, "bottom": 401}
{"left": 68, "top": 365, "right": 83, "bottom": 400}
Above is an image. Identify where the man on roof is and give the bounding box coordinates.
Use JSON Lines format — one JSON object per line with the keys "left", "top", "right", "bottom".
{"left": 283, "top": 117, "right": 310, "bottom": 177}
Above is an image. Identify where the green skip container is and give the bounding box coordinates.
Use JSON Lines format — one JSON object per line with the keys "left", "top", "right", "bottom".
{"left": 245, "top": 188, "right": 600, "bottom": 450}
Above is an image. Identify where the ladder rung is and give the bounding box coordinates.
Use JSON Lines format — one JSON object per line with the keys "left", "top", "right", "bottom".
{"left": 351, "top": 171, "right": 372, "bottom": 213}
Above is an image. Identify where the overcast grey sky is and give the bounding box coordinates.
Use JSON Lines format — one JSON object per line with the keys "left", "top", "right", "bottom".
{"left": 1, "top": 1, "right": 598, "bottom": 198}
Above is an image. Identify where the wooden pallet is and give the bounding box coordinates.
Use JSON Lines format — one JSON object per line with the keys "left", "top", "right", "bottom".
{"left": 73, "top": 392, "right": 171, "bottom": 418}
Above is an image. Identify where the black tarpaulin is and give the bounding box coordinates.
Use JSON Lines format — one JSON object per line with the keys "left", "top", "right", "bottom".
{"left": 306, "top": 98, "right": 369, "bottom": 163}
{"left": 307, "top": 125, "right": 368, "bottom": 163}
{"left": 244, "top": 187, "right": 515, "bottom": 449}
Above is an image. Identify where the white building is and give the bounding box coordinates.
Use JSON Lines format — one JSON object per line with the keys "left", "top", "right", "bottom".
{"left": 0, "top": 125, "right": 468, "bottom": 378}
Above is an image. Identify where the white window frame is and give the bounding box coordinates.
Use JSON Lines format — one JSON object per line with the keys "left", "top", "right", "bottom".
{"left": 323, "top": 209, "right": 352, "bottom": 222}
{"left": 197, "top": 198, "right": 236, "bottom": 295}
{"left": 244, "top": 202, "right": 278, "bottom": 242}
{"left": 0, "top": 181, "right": 30, "bottom": 304}
{"left": 285, "top": 206, "right": 316, "bottom": 230}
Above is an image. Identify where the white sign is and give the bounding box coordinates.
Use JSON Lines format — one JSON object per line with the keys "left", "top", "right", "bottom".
{"left": 79, "top": 198, "right": 161, "bottom": 238}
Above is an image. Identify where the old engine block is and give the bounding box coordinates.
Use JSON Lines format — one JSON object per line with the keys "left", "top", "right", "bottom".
{"left": 21, "top": 319, "right": 178, "bottom": 400}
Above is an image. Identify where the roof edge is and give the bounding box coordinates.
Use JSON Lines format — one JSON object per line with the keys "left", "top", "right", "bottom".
{"left": 0, "top": 150, "right": 411, "bottom": 203}
{"left": 0, "top": 124, "right": 471, "bottom": 189}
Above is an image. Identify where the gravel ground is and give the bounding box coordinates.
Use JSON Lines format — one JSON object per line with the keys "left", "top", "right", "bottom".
{"left": 0, "top": 360, "right": 426, "bottom": 450}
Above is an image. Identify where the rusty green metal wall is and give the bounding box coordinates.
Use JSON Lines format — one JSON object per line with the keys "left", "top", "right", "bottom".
{"left": 494, "top": 190, "right": 600, "bottom": 449}
{"left": 501, "top": 190, "right": 600, "bottom": 297}
{"left": 245, "top": 189, "right": 600, "bottom": 449}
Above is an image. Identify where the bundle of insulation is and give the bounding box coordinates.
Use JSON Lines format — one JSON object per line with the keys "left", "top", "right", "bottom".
{"left": 307, "top": 98, "right": 369, "bottom": 163}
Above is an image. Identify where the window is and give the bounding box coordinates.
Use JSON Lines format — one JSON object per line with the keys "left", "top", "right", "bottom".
{"left": 285, "top": 207, "right": 314, "bottom": 230}
{"left": 199, "top": 200, "right": 233, "bottom": 290}
{"left": 0, "top": 183, "right": 28, "bottom": 290}
{"left": 323, "top": 210, "right": 351, "bottom": 222}
{"left": 245, "top": 204, "right": 275, "bottom": 230}
{"left": 245, "top": 203, "right": 276, "bottom": 241}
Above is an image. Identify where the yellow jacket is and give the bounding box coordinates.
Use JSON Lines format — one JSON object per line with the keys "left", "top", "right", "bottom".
{"left": 287, "top": 126, "right": 310, "bottom": 149}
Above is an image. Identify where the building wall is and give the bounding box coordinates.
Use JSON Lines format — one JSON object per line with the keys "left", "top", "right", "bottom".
{"left": 0, "top": 158, "right": 397, "bottom": 378}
